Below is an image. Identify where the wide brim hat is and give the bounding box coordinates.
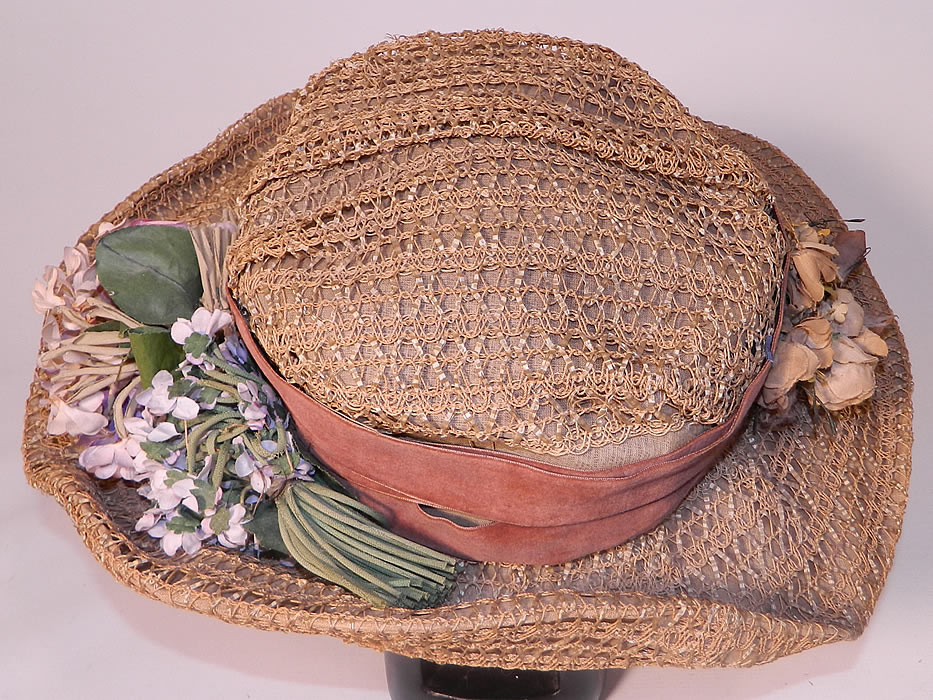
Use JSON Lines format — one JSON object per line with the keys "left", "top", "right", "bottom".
{"left": 22, "top": 31, "right": 913, "bottom": 670}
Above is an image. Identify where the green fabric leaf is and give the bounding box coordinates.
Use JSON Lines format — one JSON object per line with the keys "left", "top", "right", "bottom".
{"left": 183, "top": 332, "right": 211, "bottom": 359}
{"left": 244, "top": 501, "right": 288, "bottom": 555}
{"left": 86, "top": 320, "right": 129, "bottom": 334}
{"left": 166, "top": 511, "right": 200, "bottom": 533}
{"left": 190, "top": 481, "right": 218, "bottom": 511}
{"left": 169, "top": 378, "right": 195, "bottom": 398}
{"left": 220, "top": 487, "right": 242, "bottom": 506}
{"left": 197, "top": 386, "right": 222, "bottom": 405}
{"left": 163, "top": 469, "right": 188, "bottom": 487}
{"left": 208, "top": 506, "right": 231, "bottom": 534}
{"left": 141, "top": 440, "right": 177, "bottom": 461}
{"left": 95, "top": 224, "right": 202, "bottom": 326}
{"left": 129, "top": 326, "right": 185, "bottom": 388}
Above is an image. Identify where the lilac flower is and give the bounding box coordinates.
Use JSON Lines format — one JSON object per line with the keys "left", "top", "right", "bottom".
{"left": 237, "top": 380, "right": 268, "bottom": 429}
{"left": 295, "top": 458, "right": 313, "bottom": 477}
{"left": 233, "top": 448, "right": 276, "bottom": 495}
{"left": 284, "top": 431, "right": 314, "bottom": 477}
{"left": 219, "top": 336, "right": 250, "bottom": 365}
{"left": 47, "top": 391, "right": 109, "bottom": 436}
{"left": 79, "top": 438, "right": 140, "bottom": 480}
{"left": 202, "top": 504, "right": 249, "bottom": 548}
{"left": 32, "top": 243, "right": 98, "bottom": 315}
{"left": 148, "top": 470, "right": 199, "bottom": 511}
{"left": 137, "top": 370, "right": 199, "bottom": 420}
{"left": 145, "top": 517, "right": 209, "bottom": 556}
{"left": 171, "top": 308, "right": 232, "bottom": 365}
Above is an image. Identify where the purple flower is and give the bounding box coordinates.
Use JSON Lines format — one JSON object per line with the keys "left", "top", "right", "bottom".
{"left": 171, "top": 308, "right": 232, "bottom": 365}
{"left": 147, "top": 520, "right": 209, "bottom": 556}
{"left": 202, "top": 504, "right": 249, "bottom": 548}
{"left": 137, "top": 371, "right": 199, "bottom": 420}
{"left": 79, "top": 438, "right": 141, "bottom": 480}
{"left": 233, "top": 449, "right": 276, "bottom": 495}
{"left": 47, "top": 391, "right": 109, "bottom": 436}
{"left": 236, "top": 380, "right": 268, "bottom": 429}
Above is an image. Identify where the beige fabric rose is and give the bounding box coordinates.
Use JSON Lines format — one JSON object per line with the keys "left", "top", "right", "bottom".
{"left": 789, "top": 224, "right": 839, "bottom": 309}
{"left": 813, "top": 290, "right": 889, "bottom": 410}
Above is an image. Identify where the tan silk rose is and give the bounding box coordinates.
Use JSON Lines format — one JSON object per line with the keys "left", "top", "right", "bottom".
{"left": 759, "top": 340, "right": 821, "bottom": 410}
{"left": 790, "top": 225, "right": 839, "bottom": 310}
{"left": 814, "top": 361, "right": 877, "bottom": 410}
{"left": 760, "top": 223, "right": 888, "bottom": 417}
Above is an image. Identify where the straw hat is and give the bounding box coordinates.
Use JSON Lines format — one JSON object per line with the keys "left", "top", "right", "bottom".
{"left": 22, "top": 30, "right": 912, "bottom": 669}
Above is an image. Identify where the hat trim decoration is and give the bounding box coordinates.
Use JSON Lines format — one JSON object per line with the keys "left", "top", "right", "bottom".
{"left": 22, "top": 31, "right": 912, "bottom": 671}
{"left": 31, "top": 218, "right": 461, "bottom": 609}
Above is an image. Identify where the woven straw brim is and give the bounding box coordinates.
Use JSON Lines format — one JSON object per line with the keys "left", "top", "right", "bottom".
{"left": 21, "top": 92, "right": 912, "bottom": 670}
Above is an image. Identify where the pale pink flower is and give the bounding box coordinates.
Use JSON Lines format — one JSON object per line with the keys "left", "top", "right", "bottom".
{"left": 145, "top": 518, "right": 209, "bottom": 556}
{"left": 79, "top": 438, "right": 140, "bottom": 480}
{"left": 47, "top": 391, "right": 109, "bottom": 436}
{"left": 62, "top": 243, "right": 98, "bottom": 304}
{"left": 171, "top": 308, "right": 232, "bottom": 364}
{"left": 237, "top": 380, "right": 268, "bottom": 429}
{"left": 233, "top": 450, "right": 258, "bottom": 478}
{"left": 168, "top": 477, "right": 202, "bottom": 512}
{"left": 131, "top": 453, "right": 163, "bottom": 480}
{"left": 147, "top": 470, "right": 199, "bottom": 511}
{"left": 32, "top": 244, "right": 98, "bottom": 315}
{"left": 202, "top": 504, "right": 249, "bottom": 548}
{"left": 171, "top": 307, "right": 232, "bottom": 344}
{"left": 171, "top": 398, "right": 199, "bottom": 421}
{"left": 161, "top": 530, "right": 206, "bottom": 556}
{"left": 122, "top": 416, "right": 175, "bottom": 474}
{"left": 148, "top": 421, "right": 180, "bottom": 442}
{"left": 123, "top": 416, "right": 151, "bottom": 438}
{"left": 32, "top": 266, "right": 66, "bottom": 313}
{"left": 135, "top": 507, "right": 163, "bottom": 533}
{"left": 137, "top": 370, "right": 199, "bottom": 420}
{"left": 40, "top": 315, "right": 64, "bottom": 350}
{"left": 233, "top": 448, "right": 276, "bottom": 495}
{"left": 250, "top": 468, "right": 274, "bottom": 495}
{"left": 96, "top": 221, "right": 118, "bottom": 237}
{"left": 84, "top": 415, "right": 171, "bottom": 480}
{"left": 146, "top": 469, "right": 184, "bottom": 511}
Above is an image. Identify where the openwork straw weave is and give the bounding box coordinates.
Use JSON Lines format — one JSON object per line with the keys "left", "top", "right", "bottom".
{"left": 22, "top": 32, "right": 912, "bottom": 669}
{"left": 228, "top": 33, "right": 787, "bottom": 464}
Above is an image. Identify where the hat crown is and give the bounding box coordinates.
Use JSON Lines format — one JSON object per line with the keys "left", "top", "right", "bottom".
{"left": 229, "top": 30, "right": 789, "bottom": 463}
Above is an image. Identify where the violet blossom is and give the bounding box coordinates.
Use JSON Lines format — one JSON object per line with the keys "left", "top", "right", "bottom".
{"left": 202, "top": 504, "right": 249, "bottom": 548}
{"left": 137, "top": 370, "right": 199, "bottom": 420}
{"left": 47, "top": 391, "right": 109, "bottom": 436}
{"left": 171, "top": 308, "right": 232, "bottom": 365}
{"left": 237, "top": 380, "right": 268, "bottom": 429}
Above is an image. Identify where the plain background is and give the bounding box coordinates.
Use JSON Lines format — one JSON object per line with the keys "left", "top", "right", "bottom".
{"left": 2, "top": 1, "right": 931, "bottom": 698}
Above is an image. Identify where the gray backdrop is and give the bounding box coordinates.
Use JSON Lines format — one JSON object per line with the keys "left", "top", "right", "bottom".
{"left": 2, "top": 1, "right": 930, "bottom": 698}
